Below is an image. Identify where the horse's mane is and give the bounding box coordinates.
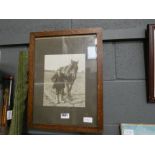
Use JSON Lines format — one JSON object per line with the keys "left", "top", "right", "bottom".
{"left": 60, "top": 60, "right": 78, "bottom": 75}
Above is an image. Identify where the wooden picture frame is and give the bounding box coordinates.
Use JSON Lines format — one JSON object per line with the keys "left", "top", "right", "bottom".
{"left": 148, "top": 24, "right": 155, "bottom": 102}
{"left": 27, "top": 28, "right": 103, "bottom": 133}
{"left": 120, "top": 123, "right": 155, "bottom": 135}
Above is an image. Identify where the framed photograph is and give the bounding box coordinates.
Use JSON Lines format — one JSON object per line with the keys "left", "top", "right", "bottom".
{"left": 121, "top": 123, "right": 155, "bottom": 135}
{"left": 28, "top": 28, "right": 103, "bottom": 133}
{"left": 148, "top": 24, "right": 155, "bottom": 102}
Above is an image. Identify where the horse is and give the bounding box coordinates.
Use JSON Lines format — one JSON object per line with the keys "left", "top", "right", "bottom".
{"left": 59, "top": 59, "right": 78, "bottom": 100}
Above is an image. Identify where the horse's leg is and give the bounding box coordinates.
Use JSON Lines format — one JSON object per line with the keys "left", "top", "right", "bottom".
{"left": 69, "top": 81, "right": 75, "bottom": 94}
{"left": 60, "top": 89, "right": 65, "bottom": 102}
{"left": 65, "top": 83, "right": 72, "bottom": 101}
{"left": 68, "top": 82, "right": 74, "bottom": 98}
{"left": 56, "top": 93, "right": 60, "bottom": 104}
{"left": 68, "top": 85, "right": 71, "bottom": 98}
{"left": 66, "top": 83, "right": 70, "bottom": 98}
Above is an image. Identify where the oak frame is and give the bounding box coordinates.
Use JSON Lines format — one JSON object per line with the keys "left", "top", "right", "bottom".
{"left": 27, "top": 28, "right": 103, "bottom": 134}
{"left": 148, "top": 24, "right": 155, "bottom": 102}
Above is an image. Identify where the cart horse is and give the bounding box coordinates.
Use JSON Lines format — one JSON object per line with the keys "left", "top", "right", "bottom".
{"left": 60, "top": 59, "right": 78, "bottom": 100}
{"left": 52, "top": 59, "right": 78, "bottom": 101}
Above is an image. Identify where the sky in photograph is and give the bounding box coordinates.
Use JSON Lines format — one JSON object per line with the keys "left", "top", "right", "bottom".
{"left": 44, "top": 54, "right": 85, "bottom": 72}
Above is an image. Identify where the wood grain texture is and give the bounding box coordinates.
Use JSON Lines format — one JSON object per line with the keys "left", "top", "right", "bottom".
{"left": 28, "top": 33, "right": 35, "bottom": 128}
{"left": 148, "top": 24, "right": 155, "bottom": 102}
{"left": 27, "top": 28, "right": 103, "bottom": 134}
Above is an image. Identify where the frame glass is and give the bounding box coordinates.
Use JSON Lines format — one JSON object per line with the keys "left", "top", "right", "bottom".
{"left": 121, "top": 123, "right": 155, "bottom": 135}
{"left": 148, "top": 24, "right": 155, "bottom": 102}
{"left": 27, "top": 28, "right": 103, "bottom": 133}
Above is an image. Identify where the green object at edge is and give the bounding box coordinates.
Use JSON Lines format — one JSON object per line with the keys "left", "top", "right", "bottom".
{"left": 9, "top": 52, "right": 28, "bottom": 135}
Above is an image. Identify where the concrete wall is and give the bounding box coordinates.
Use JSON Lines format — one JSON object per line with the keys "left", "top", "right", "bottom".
{"left": 0, "top": 19, "right": 155, "bottom": 135}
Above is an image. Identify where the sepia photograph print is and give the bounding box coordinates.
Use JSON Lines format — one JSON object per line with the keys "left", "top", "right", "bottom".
{"left": 43, "top": 54, "right": 85, "bottom": 107}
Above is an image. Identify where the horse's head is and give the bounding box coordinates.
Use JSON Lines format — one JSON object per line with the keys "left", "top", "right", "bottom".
{"left": 71, "top": 59, "right": 78, "bottom": 71}
{"left": 70, "top": 59, "right": 78, "bottom": 79}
